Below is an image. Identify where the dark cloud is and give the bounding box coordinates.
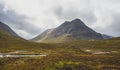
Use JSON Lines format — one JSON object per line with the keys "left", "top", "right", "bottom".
{"left": 0, "top": 3, "right": 41, "bottom": 39}
{"left": 54, "top": 6, "right": 97, "bottom": 25}
{"left": 94, "top": 12, "right": 120, "bottom": 37}
{"left": 54, "top": 5, "right": 120, "bottom": 37}
{"left": 107, "top": 12, "right": 120, "bottom": 36}
{"left": 0, "top": 0, "right": 120, "bottom": 38}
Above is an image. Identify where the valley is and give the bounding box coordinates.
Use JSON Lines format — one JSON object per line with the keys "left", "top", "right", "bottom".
{"left": 0, "top": 38, "right": 119, "bottom": 70}
{"left": 0, "top": 20, "right": 120, "bottom": 70}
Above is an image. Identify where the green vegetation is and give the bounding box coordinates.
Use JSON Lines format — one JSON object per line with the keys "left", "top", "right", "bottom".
{"left": 0, "top": 30, "right": 120, "bottom": 70}
{"left": 0, "top": 53, "right": 120, "bottom": 70}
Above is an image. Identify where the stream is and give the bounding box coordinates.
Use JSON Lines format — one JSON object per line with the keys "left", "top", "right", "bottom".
{"left": 0, "top": 54, "right": 46, "bottom": 58}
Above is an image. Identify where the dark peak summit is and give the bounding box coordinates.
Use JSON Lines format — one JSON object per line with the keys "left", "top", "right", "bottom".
{"left": 60, "top": 21, "right": 70, "bottom": 27}
{"left": 71, "top": 18, "right": 84, "bottom": 24}
{"left": 59, "top": 18, "right": 85, "bottom": 28}
{"left": 71, "top": 18, "right": 82, "bottom": 22}
{"left": 58, "top": 18, "right": 87, "bottom": 31}
{"left": 64, "top": 21, "right": 70, "bottom": 23}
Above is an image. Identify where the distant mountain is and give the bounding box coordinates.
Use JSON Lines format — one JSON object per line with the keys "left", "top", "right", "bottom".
{"left": 102, "top": 34, "right": 113, "bottom": 39}
{"left": 108, "top": 37, "right": 120, "bottom": 40}
{"left": 32, "top": 18, "right": 103, "bottom": 43}
{"left": 0, "top": 21, "right": 18, "bottom": 37}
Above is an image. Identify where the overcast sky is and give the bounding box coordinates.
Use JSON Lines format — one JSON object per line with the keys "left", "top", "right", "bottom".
{"left": 0, "top": 0, "right": 120, "bottom": 39}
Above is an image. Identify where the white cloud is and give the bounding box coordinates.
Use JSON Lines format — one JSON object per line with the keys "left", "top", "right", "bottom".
{"left": 0, "top": 0, "right": 120, "bottom": 39}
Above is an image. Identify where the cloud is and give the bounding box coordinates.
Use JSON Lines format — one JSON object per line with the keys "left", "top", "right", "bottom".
{"left": 101, "top": 12, "right": 120, "bottom": 36}
{"left": 54, "top": 6, "right": 97, "bottom": 26}
{"left": 0, "top": 0, "right": 120, "bottom": 39}
{"left": 0, "top": 3, "right": 41, "bottom": 39}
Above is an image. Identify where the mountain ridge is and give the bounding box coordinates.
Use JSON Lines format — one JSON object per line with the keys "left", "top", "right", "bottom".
{"left": 32, "top": 18, "right": 104, "bottom": 43}
{"left": 0, "top": 21, "right": 19, "bottom": 37}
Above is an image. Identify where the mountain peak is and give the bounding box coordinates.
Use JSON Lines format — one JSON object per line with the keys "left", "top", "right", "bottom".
{"left": 71, "top": 18, "right": 83, "bottom": 23}
{"left": 60, "top": 18, "right": 85, "bottom": 28}
{"left": 32, "top": 18, "right": 103, "bottom": 43}
{"left": 71, "top": 18, "right": 81, "bottom": 22}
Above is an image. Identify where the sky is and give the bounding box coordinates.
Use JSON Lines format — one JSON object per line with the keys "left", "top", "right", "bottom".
{"left": 0, "top": 0, "right": 120, "bottom": 39}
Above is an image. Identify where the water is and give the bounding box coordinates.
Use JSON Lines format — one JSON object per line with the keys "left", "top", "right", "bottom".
{"left": 92, "top": 52, "right": 110, "bottom": 54}
{"left": 0, "top": 54, "right": 46, "bottom": 58}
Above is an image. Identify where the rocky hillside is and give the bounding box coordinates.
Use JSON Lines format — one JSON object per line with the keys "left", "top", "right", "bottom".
{"left": 32, "top": 18, "right": 103, "bottom": 43}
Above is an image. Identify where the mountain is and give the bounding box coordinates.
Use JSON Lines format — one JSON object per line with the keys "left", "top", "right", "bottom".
{"left": 32, "top": 18, "right": 103, "bottom": 43}
{"left": 102, "top": 34, "right": 113, "bottom": 39}
{"left": 0, "top": 21, "right": 24, "bottom": 41}
{"left": 0, "top": 28, "right": 23, "bottom": 42}
{"left": 0, "top": 21, "right": 18, "bottom": 37}
{"left": 0, "top": 21, "right": 29, "bottom": 50}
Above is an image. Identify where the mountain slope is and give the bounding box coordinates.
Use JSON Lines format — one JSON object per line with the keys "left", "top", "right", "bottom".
{"left": 0, "top": 29, "right": 24, "bottom": 42}
{"left": 0, "top": 21, "right": 18, "bottom": 37}
{"left": 0, "top": 21, "right": 26, "bottom": 50}
{"left": 31, "top": 29, "right": 54, "bottom": 41}
{"left": 102, "top": 34, "right": 112, "bottom": 39}
{"left": 0, "top": 21, "right": 54, "bottom": 52}
{"left": 0, "top": 21, "right": 25, "bottom": 43}
{"left": 32, "top": 19, "right": 103, "bottom": 43}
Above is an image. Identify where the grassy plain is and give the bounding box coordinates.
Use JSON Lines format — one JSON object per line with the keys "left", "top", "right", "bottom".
{"left": 0, "top": 30, "right": 120, "bottom": 70}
